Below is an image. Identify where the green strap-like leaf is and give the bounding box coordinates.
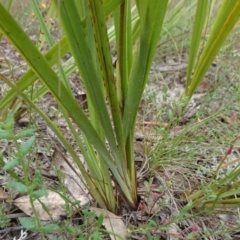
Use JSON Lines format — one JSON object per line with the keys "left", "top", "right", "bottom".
{"left": 123, "top": 0, "right": 168, "bottom": 141}
{"left": 0, "top": 36, "right": 69, "bottom": 109}
{"left": 53, "top": 0, "right": 121, "bottom": 163}
{"left": 185, "top": 0, "right": 208, "bottom": 88}
{"left": 88, "top": 0, "right": 127, "bottom": 174}
{"left": 0, "top": 1, "right": 135, "bottom": 209}
{"left": 186, "top": 0, "right": 240, "bottom": 96}
{"left": 0, "top": 2, "right": 117, "bottom": 186}
{"left": 116, "top": 0, "right": 132, "bottom": 107}
{"left": 104, "top": 0, "right": 124, "bottom": 15}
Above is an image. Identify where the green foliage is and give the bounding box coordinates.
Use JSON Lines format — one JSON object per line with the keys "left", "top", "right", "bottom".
{"left": 184, "top": 136, "right": 240, "bottom": 211}
{"left": 53, "top": 208, "right": 107, "bottom": 239}
{"left": 8, "top": 182, "right": 28, "bottom": 193}
{"left": 0, "top": 111, "right": 57, "bottom": 234}
{"left": 31, "top": 188, "right": 48, "bottom": 200}
{"left": 0, "top": 0, "right": 240, "bottom": 217}
{"left": 0, "top": 111, "right": 36, "bottom": 180}
{"left": 0, "top": 203, "right": 10, "bottom": 228}
{"left": 0, "top": 0, "right": 169, "bottom": 213}
{"left": 19, "top": 217, "right": 59, "bottom": 233}
{"left": 19, "top": 217, "right": 37, "bottom": 232}
{"left": 186, "top": 0, "right": 240, "bottom": 96}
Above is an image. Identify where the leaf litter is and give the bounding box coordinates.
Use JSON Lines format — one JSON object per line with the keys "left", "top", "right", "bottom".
{"left": 1, "top": 16, "right": 240, "bottom": 240}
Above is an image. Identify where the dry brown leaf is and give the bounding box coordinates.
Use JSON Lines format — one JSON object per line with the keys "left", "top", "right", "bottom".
{"left": 90, "top": 207, "right": 127, "bottom": 240}
{"left": 168, "top": 230, "right": 185, "bottom": 240}
{"left": 197, "top": 78, "right": 214, "bottom": 93}
{"left": 14, "top": 190, "right": 65, "bottom": 221}
{"left": 0, "top": 187, "right": 10, "bottom": 200}
{"left": 170, "top": 126, "right": 183, "bottom": 137}
{"left": 53, "top": 148, "right": 91, "bottom": 206}
{"left": 17, "top": 112, "right": 30, "bottom": 125}
{"left": 167, "top": 223, "right": 185, "bottom": 240}
{"left": 222, "top": 112, "right": 239, "bottom": 124}
{"left": 143, "top": 192, "right": 163, "bottom": 215}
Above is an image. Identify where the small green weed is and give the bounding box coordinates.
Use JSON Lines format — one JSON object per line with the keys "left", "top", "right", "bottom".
{"left": 0, "top": 202, "right": 10, "bottom": 228}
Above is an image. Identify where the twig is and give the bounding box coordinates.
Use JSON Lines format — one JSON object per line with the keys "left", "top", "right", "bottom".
{"left": 136, "top": 121, "right": 169, "bottom": 127}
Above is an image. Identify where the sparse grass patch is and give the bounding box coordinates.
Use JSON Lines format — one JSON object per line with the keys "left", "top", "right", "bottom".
{"left": 1, "top": 1, "right": 240, "bottom": 240}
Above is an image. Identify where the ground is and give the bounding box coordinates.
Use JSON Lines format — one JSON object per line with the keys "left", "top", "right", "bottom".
{"left": 1, "top": 1, "right": 240, "bottom": 240}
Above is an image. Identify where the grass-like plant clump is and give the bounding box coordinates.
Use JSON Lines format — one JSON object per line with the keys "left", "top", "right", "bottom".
{"left": 0, "top": 0, "right": 240, "bottom": 239}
